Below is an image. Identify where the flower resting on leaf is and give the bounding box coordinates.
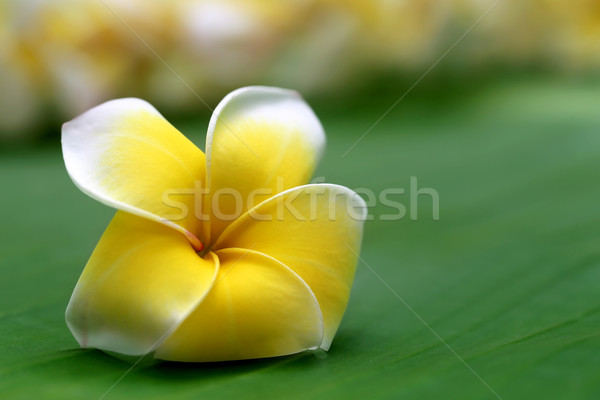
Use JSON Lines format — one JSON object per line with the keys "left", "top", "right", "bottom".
{"left": 62, "top": 86, "right": 366, "bottom": 362}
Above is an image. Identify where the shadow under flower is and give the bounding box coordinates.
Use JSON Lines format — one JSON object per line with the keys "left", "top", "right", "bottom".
{"left": 139, "top": 349, "right": 328, "bottom": 382}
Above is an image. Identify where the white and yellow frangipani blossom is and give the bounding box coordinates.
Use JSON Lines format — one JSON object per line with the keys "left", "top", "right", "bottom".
{"left": 62, "top": 86, "right": 366, "bottom": 362}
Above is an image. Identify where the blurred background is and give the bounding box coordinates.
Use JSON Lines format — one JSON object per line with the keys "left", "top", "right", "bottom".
{"left": 1, "top": 0, "right": 599, "bottom": 143}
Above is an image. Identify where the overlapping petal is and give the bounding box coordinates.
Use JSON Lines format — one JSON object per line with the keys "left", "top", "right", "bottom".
{"left": 63, "top": 87, "right": 365, "bottom": 361}
{"left": 214, "top": 184, "right": 366, "bottom": 350}
{"left": 62, "top": 98, "right": 206, "bottom": 249}
{"left": 204, "top": 86, "right": 326, "bottom": 242}
{"left": 66, "top": 211, "right": 218, "bottom": 356}
{"left": 155, "top": 248, "right": 324, "bottom": 362}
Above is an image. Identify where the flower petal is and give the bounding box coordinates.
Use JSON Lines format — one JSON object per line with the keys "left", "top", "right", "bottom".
{"left": 62, "top": 98, "right": 206, "bottom": 249}
{"left": 155, "top": 248, "right": 324, "bottom": 362}
{"left": 214, "top": 184, "right": 366, "bottom": 350}
{"left": 66, "top": 211, "right": 218, "bottom": 356}
{"left": 205, "top": 86, "right": 325, "bottom": 242}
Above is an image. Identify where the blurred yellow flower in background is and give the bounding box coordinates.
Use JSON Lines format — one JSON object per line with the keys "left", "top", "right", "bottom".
{"left": 62, "top": 86, "right": 366, "bottom": 361}
{"left": 2, "top": 0, "right": 600, "bottom": 142}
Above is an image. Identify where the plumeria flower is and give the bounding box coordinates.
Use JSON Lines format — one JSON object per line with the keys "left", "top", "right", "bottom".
{"left": 62, "top": 86, "right": 366, "bottom": 362}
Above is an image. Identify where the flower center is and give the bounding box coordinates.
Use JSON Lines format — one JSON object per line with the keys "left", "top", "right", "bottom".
{"left": 196, "top": 244, "right": 212, "bottom": 258}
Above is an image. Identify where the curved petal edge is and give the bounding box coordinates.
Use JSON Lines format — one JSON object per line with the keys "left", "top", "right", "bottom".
{"left": 62, "top": 98, "right": 206, "bottom": 250}
{"left": 215, "top": 183, "right": 367, "bottom": 350}
{"left": 204, "top": 86, "right": 326, "bottom": 241}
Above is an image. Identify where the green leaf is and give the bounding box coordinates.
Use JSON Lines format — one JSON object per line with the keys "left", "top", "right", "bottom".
{"left": 1, "top": 79, "right": 599, "bottom": 399}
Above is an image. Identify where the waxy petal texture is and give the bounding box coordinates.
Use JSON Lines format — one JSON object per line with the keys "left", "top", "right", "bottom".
{"left": 66, "top": 211, "right": 218, "bottom": 355}
{"left": 63, "top": 87, "right": 365, "bottom": 362}
{"left": 155, "top": 248, "right": 324, "bottom": 362}
{"left": 62, "top": 98, "right": 206, "bottom": 249}
{"left": 205, "top": 87, "right": 325, "bottom": 242}
{"left": 214, "top": 184, "right": 366, "bottom": 349}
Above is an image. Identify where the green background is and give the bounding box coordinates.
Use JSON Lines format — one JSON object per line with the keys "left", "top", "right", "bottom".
{"left": 1, "top": 78, "right": 599, "bottom": 399}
